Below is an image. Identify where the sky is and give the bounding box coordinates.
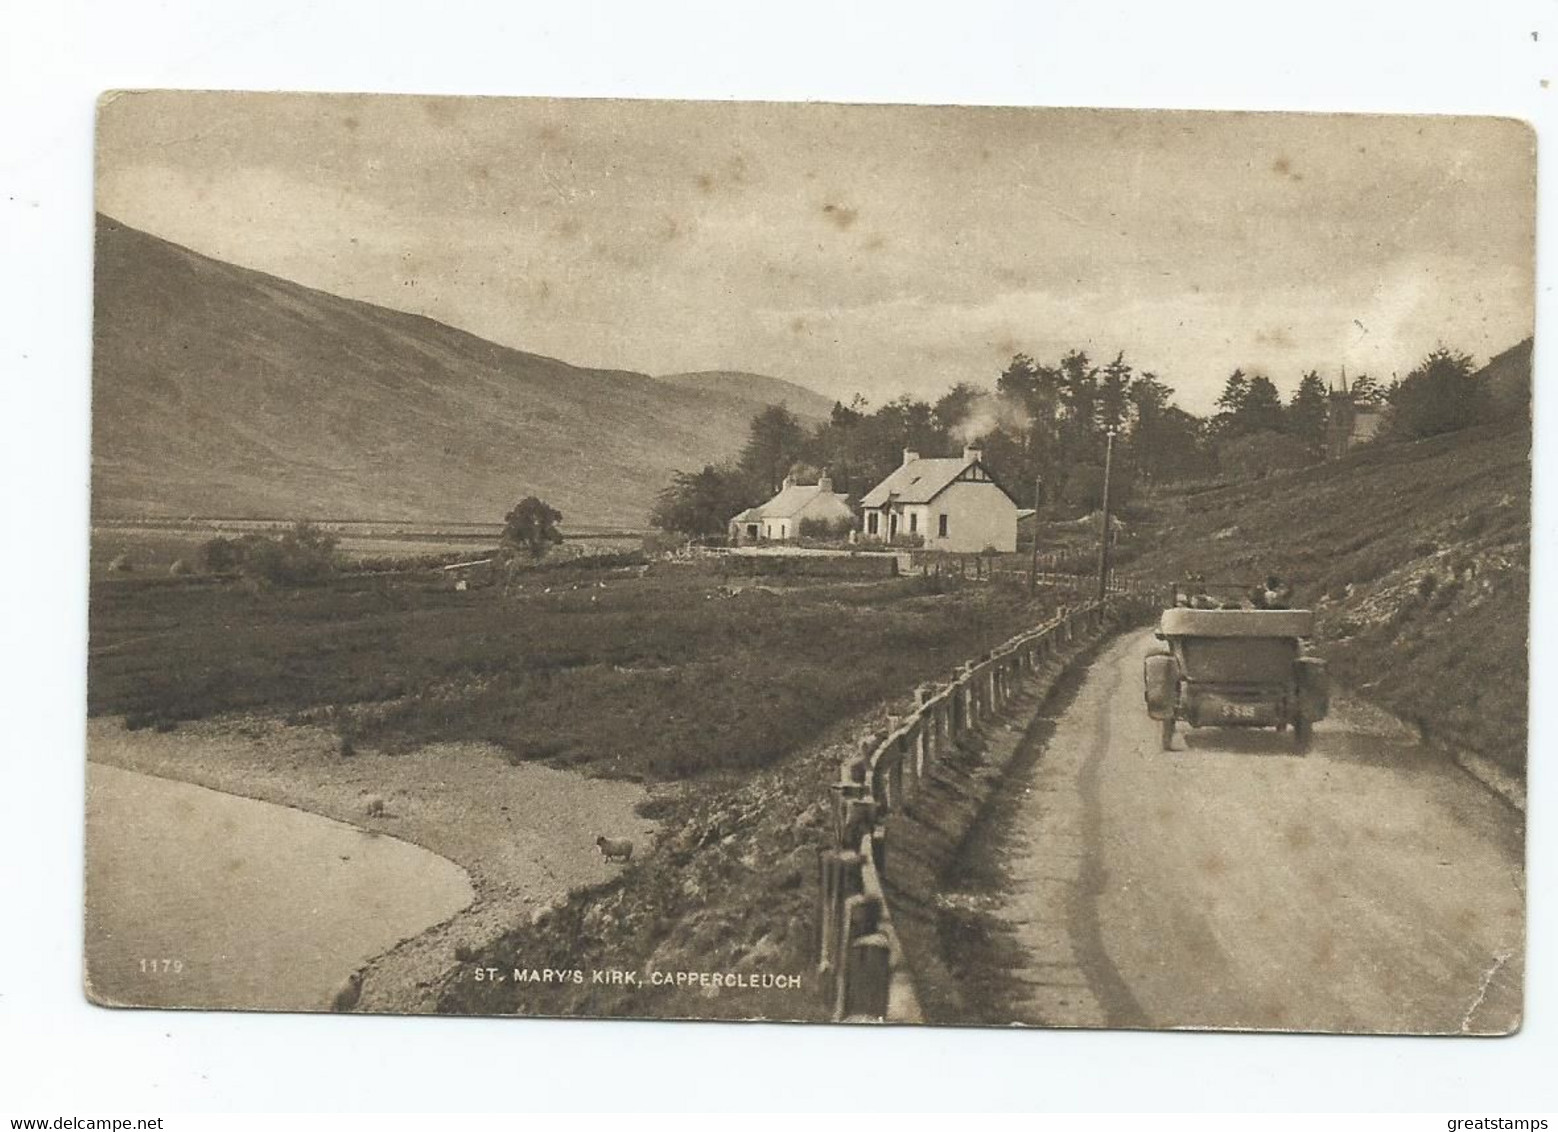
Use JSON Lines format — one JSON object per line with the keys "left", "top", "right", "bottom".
{"left": 96, "top": 92, "right": 1535, "bottom": 415}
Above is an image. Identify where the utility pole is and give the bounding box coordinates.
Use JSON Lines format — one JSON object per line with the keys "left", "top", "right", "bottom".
{"left": 1027, "top": 468, "right": 1042, "bottom": 592}
{"left": 1097, "top": 427, "right": 1117, "bottom": 603}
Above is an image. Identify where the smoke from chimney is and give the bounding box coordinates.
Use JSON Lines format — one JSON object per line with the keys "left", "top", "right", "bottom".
{"left": 948, "top": 391, "right": 1031, "bottom": 446}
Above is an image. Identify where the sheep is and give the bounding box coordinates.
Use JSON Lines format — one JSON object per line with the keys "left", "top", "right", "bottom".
{"left": 595, "top": 835, "right": 633, "bottom": 863}
{"left": 329, "top": 970, "right": 363, "bottom": 1012}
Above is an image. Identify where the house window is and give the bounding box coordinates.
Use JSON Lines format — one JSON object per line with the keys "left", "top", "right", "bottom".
{"left": 868, "top": 512, "right": 878, "bottom": 535}
{"left": 938, "top": 514, "right": 948, "bottom": 538}
{"left": 909, "top": 513, "right": 918, "bottom": 534}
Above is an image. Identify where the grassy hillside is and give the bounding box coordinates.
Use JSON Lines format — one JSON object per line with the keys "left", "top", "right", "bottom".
{"left": 1128, "top": 419, "right": 1531, "bottom": 776}
{"left": 656, "top": 370, "right": 837, "bottom": 423}
{"left": 92, "top": 217, "right": 812, "bottom": 526}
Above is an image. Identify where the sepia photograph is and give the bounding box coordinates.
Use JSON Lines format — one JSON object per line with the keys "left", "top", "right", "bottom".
{"left": 84, "top": 91, "right": 1532, "bottom": 1034}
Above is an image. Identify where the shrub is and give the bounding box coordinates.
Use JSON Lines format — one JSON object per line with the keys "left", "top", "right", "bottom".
{"left": 641, "top": 531, "right": 687, "bottom": 556}
{"left": 241, "top": 521, "right": 339, "bottom": 587}
{"left": 201, "top": 536, "right": 241, "bottom": 574}
{"left": 798, "top": 516, "right": 855, "bottom": 539}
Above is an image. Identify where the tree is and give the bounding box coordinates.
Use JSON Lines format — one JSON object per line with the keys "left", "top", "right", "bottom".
{"left": 1126, "top": 372, "right": 1174, "bottom": 481}
{"left": 932, "top": 382, "right": 984, "bottom": 438}
{"left": 738, "top": 404, "right": 812, "bottom": 494}
{"left": 1211, "top": 369, "right": 1249, "bottom": 439}
{"left": 1387, "top": 347, "right": 1487, "bottom": 439}
{"left": 502, "top": 496, "right": 564, "bottom": 558}
{"left": 651, "top": 465, "right": 754, "bottom": 538}
{"left": 1098, "top": 352, "right": 1133, "bottom": 435}
{"left": 1153, "top": 406, "right": 1216, "bottom": 481}
{"left": 1213, "top": 369, "right": 1282, "bottom": 438}
{"left": 1349, "top": 372, "right": 1386, "bottom": 407}
{"left": 1287, "top": 370, "right": 1330, "bottom": 458}
{"left": 1240, "top": 374, "right": 1285, "bottom": 435}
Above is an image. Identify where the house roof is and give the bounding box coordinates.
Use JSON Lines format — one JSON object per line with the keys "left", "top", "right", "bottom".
{"left": 861, "top": 455, "right": 1018, "bottom": 508}
{"left": 732, "top": 483, "right": 850, "bottom": 523}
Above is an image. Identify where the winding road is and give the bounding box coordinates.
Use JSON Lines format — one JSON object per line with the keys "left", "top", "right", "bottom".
{"left": 949, "top": 627, "right": 1525, "bottom": 1035}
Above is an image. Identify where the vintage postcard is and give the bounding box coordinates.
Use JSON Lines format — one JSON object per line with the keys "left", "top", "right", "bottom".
{"left": 86, "top": 92, "right": 1531, "bottom": 1032}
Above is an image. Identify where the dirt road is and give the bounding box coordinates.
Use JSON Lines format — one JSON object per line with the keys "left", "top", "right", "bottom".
{"left": 947, "top": 628, "right": 1524, "bottom": 1034}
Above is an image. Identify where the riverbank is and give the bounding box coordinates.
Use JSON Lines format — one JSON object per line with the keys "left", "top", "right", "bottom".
{"left": 87, "top": 714, "right": 658, "bottom": 1012}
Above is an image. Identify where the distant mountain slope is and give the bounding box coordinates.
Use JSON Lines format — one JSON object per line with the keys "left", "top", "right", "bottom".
{"left": 91, "top": 216, "right": 798, "bottom": 526}
{"left": 656, "top": 370, "right": 837, "bottom": 423}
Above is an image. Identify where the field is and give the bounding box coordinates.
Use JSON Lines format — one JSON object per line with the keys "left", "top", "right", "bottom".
{"left": 89, "top": 520, "right": 641, "bottom": 580}
{"left": 88, "top": 556, "right": 1067, "bottom": 780}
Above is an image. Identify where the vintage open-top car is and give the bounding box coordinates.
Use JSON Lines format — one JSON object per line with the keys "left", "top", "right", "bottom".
{"left": 1144, "top": 599, "right": 1329, "bottom": 753}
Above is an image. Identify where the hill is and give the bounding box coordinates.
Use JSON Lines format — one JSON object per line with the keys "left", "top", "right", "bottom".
{"left": 92, "top": 216, "right": 810, "bottom": 526}
{"left": 1128, "top": 416, "right": 1530, "bottom": 778}
{"left": 1479, "top": 336, "right": 1533, "bottom": 418}
{"left": 655, "top": 370, "right": 836, "bottom": 423}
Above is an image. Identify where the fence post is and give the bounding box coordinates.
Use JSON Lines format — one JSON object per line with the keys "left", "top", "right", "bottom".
{"left": 898, "top": 726, "right": 919, "bottom": 803}
{"left": 817, "top": 850, "right": 865, "bottom": 1002}
{"left": 914, "top": 686, "right": 933, "bottom": 777}
{"left": 835, "top": 893, "right": 888, "bottom": 1021}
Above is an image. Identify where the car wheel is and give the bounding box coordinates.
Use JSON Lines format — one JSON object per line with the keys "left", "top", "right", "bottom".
{"left": 1294, "top": 717, "right": 1313, "bottom": 753}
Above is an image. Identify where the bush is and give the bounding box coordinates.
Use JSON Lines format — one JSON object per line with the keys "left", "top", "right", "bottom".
{"left": 1216, "top": 429, "right": 1313, "bottom": 479}
{"left": 798, "top": 516, "right": 855, "bottom": 539}
{"left": 240, "top": 521, "right": 340, "bottom": 587}
{"left": 201, "top": 536, "right": 241, "bottom": 574}
{"left": 641, "top": 531, "right": 687, "bottom": 556}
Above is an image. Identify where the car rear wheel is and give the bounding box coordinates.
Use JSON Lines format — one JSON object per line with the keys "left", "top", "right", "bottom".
{"left": 1294, "top": 716, "right": 1313, "bottom": 753}
{"left": 1160, "top": 717, "right": 1176, "bottom": 751}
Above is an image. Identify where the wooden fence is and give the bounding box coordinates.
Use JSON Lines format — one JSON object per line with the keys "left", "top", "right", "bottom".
{"left": 813, "top": 594, "right": 1160, "bottom": 1022}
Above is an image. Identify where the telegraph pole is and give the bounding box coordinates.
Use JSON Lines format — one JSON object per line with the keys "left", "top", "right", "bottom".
{"left": 1097, "top": 427, "right": 1117, "bottom": 602}
{"left": 1027, "top": 468, "right": 1042, "bottom": 592}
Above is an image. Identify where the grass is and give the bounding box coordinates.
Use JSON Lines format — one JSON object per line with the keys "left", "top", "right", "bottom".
{"left": 89, "top": 560, "right": 1064, "bottom": 779}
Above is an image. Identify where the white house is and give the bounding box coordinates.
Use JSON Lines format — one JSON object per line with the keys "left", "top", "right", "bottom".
{"left": 729, "top": 475, "right": 854, "bottom": 543}
{"left": 859, "top": 446, "right": 1019, "bottom": 553}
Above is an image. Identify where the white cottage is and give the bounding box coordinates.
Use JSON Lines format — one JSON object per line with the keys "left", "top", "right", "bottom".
{"left": 859, "top": 446, "right": 1019, "bottom": 553}
{"left": 729, "top": 475, "right": 854, "bottom": 543}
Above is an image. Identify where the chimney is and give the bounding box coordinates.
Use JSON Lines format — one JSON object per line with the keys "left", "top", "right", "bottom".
{"left": 902, "top": 448, "right": 919, "bottom": 467}
{"left": 818, "top": 474, "right": 833, "bottom": 493}
{"left": 963, "top": 444, "right": 983, "bottom": 464}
